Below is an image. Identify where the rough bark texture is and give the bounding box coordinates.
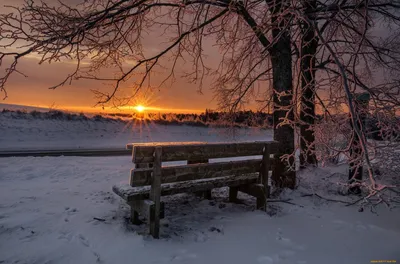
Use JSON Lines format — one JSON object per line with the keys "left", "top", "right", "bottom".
{"left": 348, "top": 93, "right": 370, "bottom": 194}
{"left": 300, "top": 0, "right": 318, "bottom": 168}
{"left": 270, "top": 1, "right": 296, "bottom": 189}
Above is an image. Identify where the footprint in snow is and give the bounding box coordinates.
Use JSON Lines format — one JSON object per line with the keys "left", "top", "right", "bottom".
{"left": 64, "top": 207, "right": 78, "bottom": 215}
{"left": 76, "top": 234, "right": 102, "bottom": 262}
{"left": 276, "top": 228, "right": 283, "bottom": 240}
{"left": 78, "top": 234, "right": 90, "bottom": 247}
{"left": 257, "top": 256, "right": 274, "bottom": 264}
{"left": 276, "top": 250, "right": 295, "bottom": 260}
{"left": 169, "top": 249, "right": 197, "bottom": 262}
{"left": 276, "top": 236, "right": 291, "bottom": 245}
{"left": 58, "top": 231, "right": 73, "bottom": 242}
{"left": 332, "top": 219, "right": 346, "bottom": 225}
{"left": 275, "top": 228, "right": 306, "bottom": 251}
{"left": 276, "top": 229, "right": 292, "bottom": 245}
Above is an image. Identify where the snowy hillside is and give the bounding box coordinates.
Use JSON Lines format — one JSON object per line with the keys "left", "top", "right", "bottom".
{"left": 0, "top": 110, "right": 272, "bottom": 150}
{"left": 0, "top": 103, "right": 52, "bottom": 113}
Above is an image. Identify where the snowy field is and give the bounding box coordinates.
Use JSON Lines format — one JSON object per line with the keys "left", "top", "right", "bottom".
{"left": 0, "top": 111, "right": 272, "bottom": 150}
{"left": 0, "top": 112, "right": 399, "bottom": 264}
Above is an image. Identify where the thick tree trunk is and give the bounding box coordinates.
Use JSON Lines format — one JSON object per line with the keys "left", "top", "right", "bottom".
{"left": 269, "top": 2, "right": 296, "bottom": 189}
{"left": 300, "top": 0, "right": 318, "bottom": 168}
{"left": 239, "top": 0, "right": 295, "bottom": 188}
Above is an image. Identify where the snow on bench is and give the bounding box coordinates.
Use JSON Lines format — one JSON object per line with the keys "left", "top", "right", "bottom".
{"left": 113, "top": 141, "right": 278, "bottom": 238}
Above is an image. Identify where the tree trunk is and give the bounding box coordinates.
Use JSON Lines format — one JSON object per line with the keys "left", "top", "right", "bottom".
{"left": 269, "top": 1, "right": 296, "bottom": 189}
{"left": 348, "top": 93, "right": 370, "bottom": 194}
{"left": 300, "top": 0, "right": 318, "bottom": 168}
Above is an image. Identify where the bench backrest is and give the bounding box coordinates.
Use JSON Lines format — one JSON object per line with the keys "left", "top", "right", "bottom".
{"left": 128, "top": 141, "right": 278, "bottom": 187}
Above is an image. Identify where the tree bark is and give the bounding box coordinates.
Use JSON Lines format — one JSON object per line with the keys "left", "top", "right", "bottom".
{"left": 300, "top": 0, "right": 318, "bottom": 168}
{"left": 239, "top": 0, "right": 295, "bottom": 188}
{"left": 269, "top": 1, "right": 296, "bottom": 189}
{"left": 348, "top": 93, "right": 370, "bottom": 194}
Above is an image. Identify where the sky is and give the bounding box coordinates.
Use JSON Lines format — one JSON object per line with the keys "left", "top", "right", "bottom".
{"left": 0, "top": 0, "right": 223, "bottom": 114}
{"left": 2, "top": 54, "right": 217, "bottom": 113}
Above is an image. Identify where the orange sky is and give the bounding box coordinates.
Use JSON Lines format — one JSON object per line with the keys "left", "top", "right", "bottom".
{"left": 0, "top": 0, "right": 226, "bottom": 114}
{"left": 2, "top": 54, "right": 219, "bottom": 113}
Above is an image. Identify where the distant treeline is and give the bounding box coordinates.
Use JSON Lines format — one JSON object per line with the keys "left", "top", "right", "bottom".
{"left": 1, "top": 108, "right": 118, "bottom": 122}
{"left": 107, "top": 109, "right": 275, "bottom": 128}
{"left": 1, "top": 108, "right": 274, "bottom": 128}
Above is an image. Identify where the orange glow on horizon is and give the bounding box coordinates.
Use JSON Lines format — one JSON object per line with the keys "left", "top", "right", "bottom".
{"left": 0, "top": 102, "right": 204, "bottom": 114}
{"left": 134, "top": 105, "right": 145, "bottom": 112}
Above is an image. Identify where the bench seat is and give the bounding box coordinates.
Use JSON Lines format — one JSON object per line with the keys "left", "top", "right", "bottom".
{"left": 113, "top": 173, "right": 259, "bottom": 202}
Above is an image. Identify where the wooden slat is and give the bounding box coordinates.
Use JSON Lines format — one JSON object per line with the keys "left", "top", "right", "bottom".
{"left": 132, "top": 141, "right": 278, "bottom": 163}
{"left": 130, "top": 163, "right": 151, "bottom": 185}
{"left": 113, "top": 174, "right": 259, "bottom": 202}
{"left": 130, "top": 159, "right": 264, "bottom": 186}
{"left": 188, "top": 158, "right": 212, "bottom": 199}
{"left": 127, "top": 141, "right": 205, "bottom": 150}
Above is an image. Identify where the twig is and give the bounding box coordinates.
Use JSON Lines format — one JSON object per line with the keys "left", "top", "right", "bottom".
{"left": 93, "top": 217, "right": 106, "bottom": 222}
{"left": 345, "top": 196, "right": 364, "bottom": 206}
{"left": 387, "top": 187, "right": 400, "bottom": 195}
{"left": 302, "top": 192, "right": 352, "bottom": 204}
{"left": 267, "top": 198, "right": 304, "bottom": 207}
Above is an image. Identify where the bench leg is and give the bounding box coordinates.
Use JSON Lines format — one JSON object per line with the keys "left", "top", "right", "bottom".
{"left": 256, "top": 197, "right": 267, "bottom": 211}
{"left": 195, "top": 190, "right": 212, "bottom": 200}
{"left": 258, "top": 185, "right": 270, "bottom": 212}
{"left": 149, "top": 205, "right": 160, "bottom": 239}
{"left": 229, "top": 187, "right": 238, "bottom": 203}
{"left": 149, "top": 147, "right": 162, "bottom": 239}
{"left": 257, "top": 185, "right": 269, "bottom": 211}
{"left": 130, "top": 207, "right": 141, "bottom": 225}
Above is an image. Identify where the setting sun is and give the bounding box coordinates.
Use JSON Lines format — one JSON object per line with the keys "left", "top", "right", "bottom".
{"left": 134, "top": 105, "right": 145, "bottom": 112}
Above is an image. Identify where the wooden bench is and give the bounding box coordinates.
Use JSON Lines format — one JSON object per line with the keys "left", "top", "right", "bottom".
{"left": 113, "top": 141, "right": 278, "bottom": 238}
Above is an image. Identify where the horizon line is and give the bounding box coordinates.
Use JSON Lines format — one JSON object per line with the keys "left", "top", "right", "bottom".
{"left": 0, "top": 102, "right": 207, "bottom": 114}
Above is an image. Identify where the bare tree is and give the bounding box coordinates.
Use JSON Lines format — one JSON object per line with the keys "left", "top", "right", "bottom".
{"left": 293, "top": 1, "right": 400, "bottom": 203}
{"left": 0, "top": 0, "right": 299, "bottom": 188}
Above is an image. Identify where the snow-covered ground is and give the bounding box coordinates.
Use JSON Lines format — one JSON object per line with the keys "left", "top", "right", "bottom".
{"left": 1, "top": 157, "right": 399, "bottom": 264}
{"left": 0, "top": 112, "right": 399, "bottom": 264}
